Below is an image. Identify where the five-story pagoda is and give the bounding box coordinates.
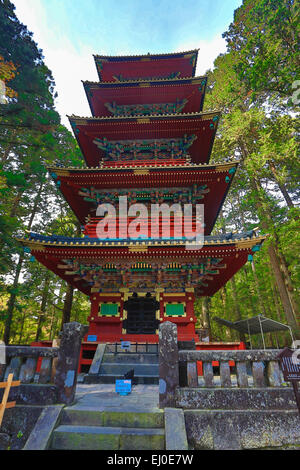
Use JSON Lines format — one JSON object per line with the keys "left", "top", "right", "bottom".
{"left": 20, "top": 50, "right": 265, "bottom": 355}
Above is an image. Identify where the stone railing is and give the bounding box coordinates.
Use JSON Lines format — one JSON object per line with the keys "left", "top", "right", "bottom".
{"left": 0, "top": 346, "right": 59, "bottom": 384}
{"left": 179, "top": 349, "right": 283, "bottom": 389}
{"left": 0, "top": 322, "right": 87, "bottom": 405}
{"left": 158, "top": 321, "right": 286, "bottom": 408}
{"left": 158, "top": 323, "right": 300, "bottom": 449}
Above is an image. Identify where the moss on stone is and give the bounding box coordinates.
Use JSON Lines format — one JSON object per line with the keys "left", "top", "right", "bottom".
{"left": 102, "top": 410, "right": 164, "bottom": 428}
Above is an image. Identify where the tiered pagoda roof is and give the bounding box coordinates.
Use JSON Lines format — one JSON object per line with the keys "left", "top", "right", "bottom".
{"left": 93, "top": 50, "right": 199, "bottom": 82}
{"left": 19, "top": 49, "right": 265, "bottom": 298}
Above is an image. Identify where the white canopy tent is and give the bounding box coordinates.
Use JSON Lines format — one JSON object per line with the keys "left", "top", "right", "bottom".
{"left": 213, "top": 314, "right": 294, "bottom": 349}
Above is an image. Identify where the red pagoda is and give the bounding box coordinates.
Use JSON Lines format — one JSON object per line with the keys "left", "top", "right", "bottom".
{"left": 20, "top": 50, "right": 265, "bottom": 369}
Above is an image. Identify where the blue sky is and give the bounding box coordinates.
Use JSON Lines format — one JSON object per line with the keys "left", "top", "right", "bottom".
{"left": 13, "top": 0, "right": 242, "bottom": 127}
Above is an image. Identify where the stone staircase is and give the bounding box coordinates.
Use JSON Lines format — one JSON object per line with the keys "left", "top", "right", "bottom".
{"left": 49, "top": 407, "right": 165, "bottom": 450}
{"left": 84, "top": 344, "right": 159, "bottom": 384}
{"left": 44, "top": 343, "right": 163, "bottom": 450}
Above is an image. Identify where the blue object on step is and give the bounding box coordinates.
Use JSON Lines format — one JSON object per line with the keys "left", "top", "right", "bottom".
{"left": 116, "top": 379, "right": 132, "bottom": 396}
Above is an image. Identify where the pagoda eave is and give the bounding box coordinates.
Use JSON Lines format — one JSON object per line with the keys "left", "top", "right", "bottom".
{"left": 19, "top": 234, "right": 266, "bottom": 297}
{"left": 83, "top": 76, "right": 207, "bottom": 117}
{"left": 69, "top": 111, "right": 220, "bottom": 167}
{"left": 93, "top": 49, "right": 199, "bottom": 82}
{"left": 48, "top": 162, "right": 238, "bottom": 234}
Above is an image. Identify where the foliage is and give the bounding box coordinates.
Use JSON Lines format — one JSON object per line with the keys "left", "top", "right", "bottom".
{"left": 196, "top": 0, "right": 300, "bottom": 342}
{"left": 223, "top": 0, "right": 299, "bottom": 108}
{"left": 0, "top": 1, "right": 83, "bottom": 343}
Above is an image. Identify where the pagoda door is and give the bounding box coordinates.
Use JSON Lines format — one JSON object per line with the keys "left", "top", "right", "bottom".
{"left": 123, "top": 293, "right": 160, "bottom": 334}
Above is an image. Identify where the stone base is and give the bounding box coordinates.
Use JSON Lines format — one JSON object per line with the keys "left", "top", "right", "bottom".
{"left": 176, "top": 387, "right": 298, "bottom": 410}
{"left": 184, "top": 409, "right": 300, "bottom": 450}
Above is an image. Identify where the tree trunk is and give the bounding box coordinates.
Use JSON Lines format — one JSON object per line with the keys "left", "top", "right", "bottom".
{"left": 269, "top": 265, "right": 285, "bottom": 323}
{"left": 58, "top": 222, "right": 81, "bottom": 330}
{"left": 18, "top": 310, "right": 26, "bottom": 343}
{"left": 1, "top": 130, "right": 17, "bottom": 164}
{"left": 250, "top": 260, "right": 268, "bottom": 317}
{"left": 60, "top": 283, "right": 74, "bottom": 330}
{"left": 3, "top": 181, "right": 45, "bottom": 344}
{"left": 35, "top": 271, "right": 51, "bottom": 341}
{"left": 3, "top": 253, "right": 24, "bottom": 344}
{"left": 243, "top": 266, "right": 257, "bottom": 316}
{"left": 251, "top": 176, "right": 299, "bottom": 337}
{"left": 276, "top": 248, "right": 300, "bottom": 316}
{"left": 26, "top": 181, "right": 44, "bottom": 229}
{"left": 238, "top": 141, "right": 299, "bottom": 336}
{"left": 269, "top": 162, "right": 294, "bottom": 209}
{"left": 202, "top": 297, "right": 211, "bottom": 340}
{"left": 49, "top": 305, "right": 55, "bottom": 341}
{"left": 1, "top": 143, "right": 13, "bottom": 164}
{"left": 9, "top": 188, "right": 24, "bottom": 218}
{"left": 220, "top": 286, "right": 235, "bottom": 340}
{"left": 230, "top": 276, "right": 246, "bottom": 343}
{"left": 267, "top": 243, "right": 299, "bottom": 336}
{"left": 49, "top": 282, "right": 64, "bottom": 340}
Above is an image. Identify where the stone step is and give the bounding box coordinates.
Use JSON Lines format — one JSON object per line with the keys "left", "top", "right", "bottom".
{"left": 99, "top": 363, "right": 159, "bottom": 376}
{"left": 102, "top": 353, "right": 158, "bottom": 364}
{"left": 60, "top": 408, "right": 164, "bottom": 428}
{"left": 51, "top": 425, "right": 165, "bottom": 450}
{"left": 84, "top": 374, "right": 159, "bottom": 385}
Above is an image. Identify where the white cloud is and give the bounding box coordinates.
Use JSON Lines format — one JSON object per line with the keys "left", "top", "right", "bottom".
{"left": 44, "top": 42, "right": 98, "bottom": 125}
{"left": 13, "top": 0, "right": 99, "bottom": 128}
{"left": 175, "top": 35, "right": 227, "bottom": 76}
{"left": 196, "top": 36, "right": 227, "bottom": 75}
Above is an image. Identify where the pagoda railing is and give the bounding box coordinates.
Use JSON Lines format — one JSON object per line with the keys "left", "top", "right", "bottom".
{"left": 158, "top": 322, "right": 287, "bottom": 409}
{"left": 0, "top": 322, "right": 87, "bottom": 405}
{"left": 0, "top": 346, "right": 59, "bottom": 385}
{"left": 104, "top": 99, "right": 188, "bottom": 117}
{"left": 112, "top": 71, "right": 181, "bottom": 82}
{"left": 178, "top": 349, "right": 283, "bottom": 389}
{"left": 100, "top": 157, "right": 189, "bottom": 168}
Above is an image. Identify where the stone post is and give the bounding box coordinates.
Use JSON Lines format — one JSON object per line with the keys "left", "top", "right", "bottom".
{"left": 159, "top": 322, "right": 179, "bottom": 408}
{"left": 54, "top": 322, "right": 88, "bottom": 405}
